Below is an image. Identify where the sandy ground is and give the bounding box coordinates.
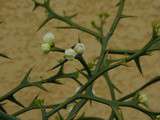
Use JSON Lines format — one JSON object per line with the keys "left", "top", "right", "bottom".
{"left": 0, "top": 0, "right": 160, "bottom": 120}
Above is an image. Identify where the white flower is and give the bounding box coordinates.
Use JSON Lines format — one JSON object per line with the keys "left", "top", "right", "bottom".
{"left": 41, "top": 43, "right": 51, "bottom": 53}
{"left": 74, "top": 43, "right": 85, "bottom": 54}
{"left": 138, "top": 93, "right": 148, "bottom": 104}
{"left": 43, "top": 32, "right": 55, "bottom": 46}
{"left": 156, "top": 115, "right": 160, "bottom": 120}
{"left": 64, "top": 48, "right": 77, "bottom": 60}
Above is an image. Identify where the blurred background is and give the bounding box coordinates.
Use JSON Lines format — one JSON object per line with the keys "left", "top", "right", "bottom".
{"left": 0, "top": 0, "right": 160, "bottom": 119}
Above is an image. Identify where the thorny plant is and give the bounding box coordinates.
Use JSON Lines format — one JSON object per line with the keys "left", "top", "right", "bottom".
{"left": 0, "top": 0, "right": 160, "bottom": 120}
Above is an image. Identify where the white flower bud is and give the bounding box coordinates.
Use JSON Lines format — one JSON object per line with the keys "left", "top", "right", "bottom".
{"left": 74, "top": 43, "right": 85, "bottom": 54}
{"left": 41, "top": 43, "right": 51, "bottom": 53}
{"left": 138, "top": 93, "right": 148, "bottom": 104}
{"left": 64, "top": 48, "right": 77, "bottom": 60}
{"left": 156, "top": 115, "right": 160, "bottom": 120}
{"left": 43, "top": 32, "right": 55, "bottom": 46}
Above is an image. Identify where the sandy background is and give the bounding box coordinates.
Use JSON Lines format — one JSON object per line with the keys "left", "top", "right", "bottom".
{"left": 0, "top": 0, "right": 160, "bottom": 120}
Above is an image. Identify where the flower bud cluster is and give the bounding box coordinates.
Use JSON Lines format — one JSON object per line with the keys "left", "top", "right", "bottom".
{"left": 41, "top": 32, "right": 55, "bottom": 53}
{"left": 64, "top": 43, "right": 85, "bottom": 60}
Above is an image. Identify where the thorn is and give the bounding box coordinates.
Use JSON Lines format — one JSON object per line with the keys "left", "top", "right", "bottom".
{"left": 120, "top": 15, "right": 137, "bottom": 19}
{"left": 48, "top": 59, "right": 67, "bottom": 71}
{"left": 134, "top": 57, "right": 143, "bottom": 75}
{"left": 55, "top": 26, "right": 76, "bottom": 29}
{"left": 37, "top": 17, "right": 53, "bottom": 31}
{"left": 67, "top": 13, "right": 78, "bottom": 19}
{"left": 76, "top": 68, "right": 88, "bottom": 79}
{"left": 8, "top": 95, "right": 25, "bottom": 108}
{"left": 32, "top": 0, "right": 43, "bottom": 11}
{"left": 0, "top": 53, "right": 12, "bottom": 59}
{"left": 20, "top": 67, "right": 33, "bottom": 85}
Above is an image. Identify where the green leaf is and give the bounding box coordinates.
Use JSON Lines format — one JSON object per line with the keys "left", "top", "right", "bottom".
{"left": 29, "top": 94, "right": 39, "bottom": 106}
{"left": 31, "top": 99, "right": 44, "bottom": 107}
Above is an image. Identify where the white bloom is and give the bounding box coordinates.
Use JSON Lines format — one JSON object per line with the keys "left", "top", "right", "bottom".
{"left": 41, "top": 43, "right": 51, "bottom": 53}
{"left": 156, "top": 115, "right": 160, "bottom": 120}
{"left": 43, "top": 32, "right": 55, "bottom": 45}
{"left": 138, "top": 93, "right": 148, "bottom": 104}
{"left": 64, "top": 48, "right": 77, "bottom": 60}
{"left": 74, "top": 43, "right": 85, "bottom": 54}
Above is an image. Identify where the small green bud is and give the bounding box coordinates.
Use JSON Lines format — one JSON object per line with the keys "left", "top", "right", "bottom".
{"left": 152, "top": 22, "right": 160, "bottom": 36}
{"left": 41, "top": 43, "right": 51, "bottom": 53}
{"left": 138, "top": 93, "right": 148, "bottom": 104}
{"left": 32, "top": 99, "right": 44, "bottom": 107}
